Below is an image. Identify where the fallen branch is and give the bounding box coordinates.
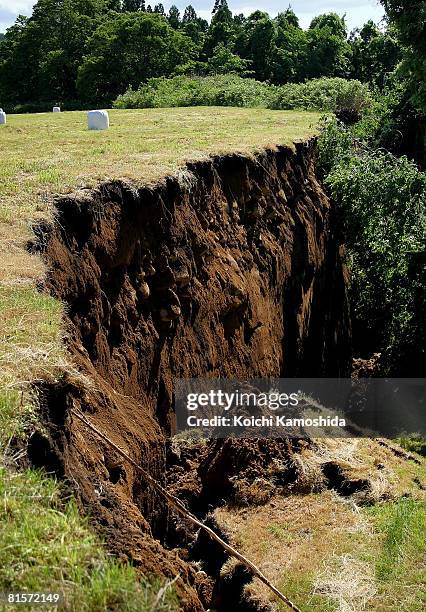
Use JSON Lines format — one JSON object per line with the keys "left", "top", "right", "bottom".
{"left": 71, "top": 407, "right": 301, "bottom": 612}
{"left": 152, "top": 574, "right": 180, "bottom": 611}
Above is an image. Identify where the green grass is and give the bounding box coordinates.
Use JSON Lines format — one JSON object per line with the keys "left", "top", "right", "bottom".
{"left": 397, "top": 434, "right": 426, "bottom": 457}
{"left": 278, "top": 573, "right": 337, "bottom": 612}
{"left": 0, "top": 467, "right": 178, "bottom": 611}
{"left": 0, "top": 285, "right": 66, "bottom": 442}
{"left": 266, "top": 522, "right": 292, "bottom": 542}
{"left": 276, "top": 498, "right": 426, "bottom": 611}
{"left": 366, "top": 499, "right": 426, "bottom": 610}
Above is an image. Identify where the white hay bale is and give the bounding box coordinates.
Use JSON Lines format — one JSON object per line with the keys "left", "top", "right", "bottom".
{"left": 0, "top": 109, "right": 6, "bottom": 125}
{"left": 87, "top": 110, "right": 109, "bottom": 131}
{"left": 53, "top": 106, "right": 61, "bottom": 113}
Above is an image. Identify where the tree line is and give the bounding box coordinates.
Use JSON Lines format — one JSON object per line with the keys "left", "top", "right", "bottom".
{"left": 0, "top": 0, "right": 401, "bottom": 108}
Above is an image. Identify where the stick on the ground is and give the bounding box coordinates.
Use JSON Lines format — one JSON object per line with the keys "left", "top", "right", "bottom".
{"left": 71, "top": 408, "right": 302, "bottom": 612}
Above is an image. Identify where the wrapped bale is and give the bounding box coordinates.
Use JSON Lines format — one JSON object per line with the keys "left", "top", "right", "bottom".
{"left": 53, "top": 107, "right": 61, "bottom": 113}
{"left": 87, "top": 110, "right": 109, "bottom": 131}
{"left": 0, "top": 109, "right": 6, "bottom": 125}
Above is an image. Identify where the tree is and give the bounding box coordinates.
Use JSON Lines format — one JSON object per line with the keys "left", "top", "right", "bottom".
{"left": 277, "top": 7, "right": 299, "bottom": 28}
{"left": 207, "top": 43, "right": 251, "bottom": 74}
{"left": 105, "top": 0, "right": 121, "bottom": 9}
{"left": 182, "top": 5, "right": 197, "bottom": 23}
{"left": 167, "top": 5, "right": 180, "bottom": 29}
{"left": 272, "top": 10, "right": 307, "bottom": 83}
{"left": 153, "top": 4, "right": 165, "bottom": 16}
{"left": 203, "top": 1, "right": 236, "bottom": 58}
{"left": 233, "top": 14, "right": 246, "bottom": 26}
{"left": 181, "top": 6, "right": 207, "bottom": 44}
{"left": 240, "top": 11, "right": 276, "bottom": 81}
{"left": 122, "top": 0, "right": 144, "bottom": 10}
{"left": 212, "top": 0, "right": 230, "bottom": 16}
{"left": 310, "top": 12, "right": 347, "bottom": 38}
{"left": 380, "top": 0, "right": 426, "bottom": 112}
{"left": 77, "top": 12, "right": 195, "bottom": 102}
{"left": 350, "top": 21, "right": 400, "bottom": 87}
{"left": 305, "top": 13, "right": 351, "bottom": 78}
{"left": 0, "top": 0, "right": 112, "bottom": 105}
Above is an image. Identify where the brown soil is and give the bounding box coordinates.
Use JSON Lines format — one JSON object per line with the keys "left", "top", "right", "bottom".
{"left": 29, "top": 141, "right": 352, "bottom": 610}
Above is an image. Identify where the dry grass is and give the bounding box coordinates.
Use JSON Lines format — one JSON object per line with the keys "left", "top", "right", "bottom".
{"left": 216, "top": 489, "right": 368, "bottom": 610}
{"left": 215, "top": 438, "right": 426, "bottom": 611}
{"left": 314, "top": 554, "right": 377, "bottom": 611}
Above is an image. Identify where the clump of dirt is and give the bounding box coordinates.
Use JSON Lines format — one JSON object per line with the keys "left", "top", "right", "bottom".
{"left": 165, "top": 437, "right": 307, "bottom": 552}
{"left": 197, "top": 438, "right": 304, "bottom": 507}
{"left": 352, "top": 353, "right": 381, "bottom": 377}
{"left": 30, "top": 141, "right": 352, "bottom": 609}
{"left": 321, "top": 461, "right": 371, "bottom": 496}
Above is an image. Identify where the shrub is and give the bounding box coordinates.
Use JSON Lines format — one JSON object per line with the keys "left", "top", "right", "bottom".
{"left": 397, "top": 433, "right": 426, "bottom": 457}
{"left": 114, "top": 74, "right": 371, "bottom": 114}
{"left": 269, "top": 77, "right": 372, "bottom": 116}
{"left": 114, "top": 74, "right": 271, "bottom": 109}
{"left": 335, "top": 79, "right": 373, "bottom": 124}
{"left": 320, "top": 118, "right": 426, "bottom": 372}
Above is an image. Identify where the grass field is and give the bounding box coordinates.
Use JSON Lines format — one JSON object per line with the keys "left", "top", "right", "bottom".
{"left": 0, "top": 108, "right": 319, "bottom": 609}
{"left": 0, "top": 107, "right": 320, "bottom": 273}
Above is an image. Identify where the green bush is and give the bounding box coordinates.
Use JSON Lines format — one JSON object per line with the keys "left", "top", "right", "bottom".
{"left": 114, "top": 74, "right": 271, "bottom": 109}
{"left": 114, "top": 75, "right": 372, "bottom": 114}
{"left": 397, "top": 434, "right": 426, "bottom": 457}
{"left": 269, "top": 77, "right": 372, "bottom": 114}
{"left": 319, "top": 117, "right": 426, "bottom": 371}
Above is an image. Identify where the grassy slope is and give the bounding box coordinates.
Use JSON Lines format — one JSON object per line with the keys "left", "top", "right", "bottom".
{"left": 0, "top": 108, "right": 319, "bottom": 607}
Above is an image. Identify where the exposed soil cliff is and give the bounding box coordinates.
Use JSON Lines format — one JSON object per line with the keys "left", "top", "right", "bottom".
{"left": 30, "top": 141, "right": 351, "bottom": 609}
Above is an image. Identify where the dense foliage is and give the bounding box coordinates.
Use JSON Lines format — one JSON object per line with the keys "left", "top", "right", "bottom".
{"left": 380, "top": 0, "right": 426, "bottom": 113}
{"left": 77, "top": 12, "right": 195, "bottom": 102}
{"left": 315, "top": 2, "right": 425, "bottom": 373}
{"left": 0, "top": 0, "right": 401, "bottom": 108}
{"left": 114, "top": 74, "right": 371, "bottom": 115}
{"left": 114, "top": 74, "right": 269, "bottom": 108}
{"left": 319, "top": 117, "right": 425, "bottom": 374}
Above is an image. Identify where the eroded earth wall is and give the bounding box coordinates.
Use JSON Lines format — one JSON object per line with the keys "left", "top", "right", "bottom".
{"left": 31, "top": 141, "right": 351, "bottom": 609}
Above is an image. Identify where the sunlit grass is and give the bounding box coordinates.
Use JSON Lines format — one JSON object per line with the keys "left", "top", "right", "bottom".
{"left": 366, "top": 498, "right": 426, "bottom": 610}
{"left": 0, "top": 107, "right": 320, "bottom": 214}
{"left": 215, "top": 437, "right": 426, "bottom": 612}
{"left": 0, "top": 467, "right": 178, "bottom": 611}
{"left": 0, "top": 285, "right": 66, "bottom": 404}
